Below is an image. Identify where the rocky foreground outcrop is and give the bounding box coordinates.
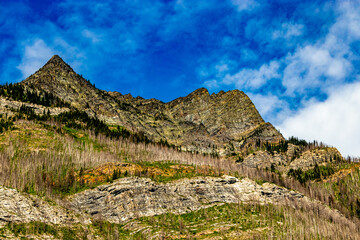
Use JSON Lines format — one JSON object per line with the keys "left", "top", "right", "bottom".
{"left": 67, "top": 175, "right": 304, "bottom": 223}
{"left": 0, "top": 175, "right": 305, "bottom": 227}
{"left": 1, "top": 175, "right": 354, "bottom": 240}
{"left": 0, "top": 186, "right": 89, "bottom": 228}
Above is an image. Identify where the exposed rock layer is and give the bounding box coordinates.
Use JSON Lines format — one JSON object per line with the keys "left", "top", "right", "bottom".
{"left": 68, "top": 175, "right": 304, "bottom": 223}
{"left": 0, "top": 186, "right": 88, "bottom": 228}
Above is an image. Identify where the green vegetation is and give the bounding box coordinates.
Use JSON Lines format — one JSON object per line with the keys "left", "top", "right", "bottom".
{"left": 0, "top": 222, "right": 84, "bottom": 239}
{"left": 86, "top": 202, "right": 357, "bottom": 239}
{"left": 235, "top": 155, "right": 244, "bottom": 162}
{"left": 12, "top": 104, "right": 155, "bottom": 146}
{"left": 0, "top": 83, "right": 70, "bottom": 107}
{"left": 55, "top": 161, "right": 222, "bottom": 196}
{"left": 0, "top": 117, "right": 14, "bottom": 133}
{"left": 287, "top": 163, "right": 336, "bottom": 184}
{"left": 0, "top": 111, "right": 220, "bottom": 199}
{"left": 140, "top": 203, "right": 282, "bottom": 237}
{"left": 252, "top": 136, "right": 330, "bottom": 157}
{"left": 314, "top": 165, "right": 360, "bottom": 219}
{"left": 133, "top": 161, "right": 222, "bottom": 183}
{"left": 92, "top": 221, "right": 132, "bottom": 240}
{"left": 263, "top": 140, "right": 288, "bottom": 154}
{"left": 287, "top": 136, "right": 309, "bottom": 147}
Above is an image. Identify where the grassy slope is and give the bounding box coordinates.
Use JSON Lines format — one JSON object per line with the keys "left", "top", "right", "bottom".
{"left": 1, "top": 202, "right": 357, "bottom": 239}
{"left": 0, "top": 117, "right": 221, "bottom": 198}
{"left": 1, "top": 113, "right": 360, "bottom": 239}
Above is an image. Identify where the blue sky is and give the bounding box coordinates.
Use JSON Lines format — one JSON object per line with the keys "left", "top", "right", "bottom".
{"left": 1, "top": 0, "right": 360, "bottom": 156}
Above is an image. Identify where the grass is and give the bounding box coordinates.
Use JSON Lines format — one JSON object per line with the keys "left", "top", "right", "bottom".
{"left": 0, "top": 222, "right": 85, "bottom": 240}
{"left": 66, "top": 161, "right": 223, "bottom": 196}
{"left": 312, "top": 165, "right": 360, "bottom": 219}
{"left": 1, "top": 201, "right": 359, "bottom": 239}
{"left": 88, "top": 201, "right": 360, "bottom": 239}
{"left": 91, "top": 221, "right": 132, "bottom": 240}
{"left": 139, "top": 203, "right": 283, "bottom": 237}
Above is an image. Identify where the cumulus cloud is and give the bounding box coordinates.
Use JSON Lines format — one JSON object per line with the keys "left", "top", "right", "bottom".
{"left": 16, "top": 39, "right": 54, "bottom": 79}
{"left": 282, "top": 1, "right": 359, "bottom": 96}
{"left": 280, "top": 81, "right": 360, "bottom": 157}
{"left": 283, "top": 45, "right": 352, "bottom": 95}
{"left": 222, "top": 61, "right": 280, "bottom": 90}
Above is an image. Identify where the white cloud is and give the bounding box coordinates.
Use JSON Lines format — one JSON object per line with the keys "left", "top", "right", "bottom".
{"left": 81, "top": 29, "right": 101, "bottom": 43}
{"left": 16, "top": 39, "right": 54, "bottom": 79}
{"left": 282, "top": 44, "right": 352, "bottom": 95}
{"left": 222, "top": 61, "right": 280, "bottom": 90}
{"left": 215, "top": 64, "right": 229, "bottom": 73}
{"left": 281, "top": 1, "right": 360, "bottom": 96}
{"left": 280, "top": 81, "right": 360, "bottom": 157}
{"left": 248, "top": 93, "right": 291, "bottom": 125}
{"left": 231, "top": 0, "right": 259, "bottom": 12}
{"left": 204, "top": 79, "right": 219, "bottom": 90}
{"left": 272, "top": 23, "right": 304, "bottom": 40}
{"left": 333, "top": 1, "right": 360, "bottom": 41}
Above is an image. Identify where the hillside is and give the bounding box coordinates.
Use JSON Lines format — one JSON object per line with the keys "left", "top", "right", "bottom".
{"left": 0, "top": 55, "right": 359, "bottom": 239}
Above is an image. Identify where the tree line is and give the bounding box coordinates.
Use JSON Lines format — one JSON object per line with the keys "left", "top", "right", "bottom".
{"left": 0, "top": 83, "right": 70, "bottom": 108}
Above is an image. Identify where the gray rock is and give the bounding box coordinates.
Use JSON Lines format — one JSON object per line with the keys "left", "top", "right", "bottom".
{"left": 68, "top": 175, "right": 304, "bottom": 223}
{"left": 0, "top": 186, "right": 89, "bottom": 227}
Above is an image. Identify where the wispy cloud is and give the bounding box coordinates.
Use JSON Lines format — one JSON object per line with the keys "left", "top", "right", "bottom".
{"left": 272, "top": 23, "right": 304, "bottom": 40}
{"left": 231, "top": 0, "right": 259, "bottom": 12}
{"left": 16, "top": 39, "right": 54, "bottom": 79}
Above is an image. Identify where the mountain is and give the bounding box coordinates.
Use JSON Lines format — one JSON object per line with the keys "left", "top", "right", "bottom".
{"left": 0, "top": 55, "right": 359, "bottom": 239}
{"left": 22, "top": 55, "right": 283, "bottom": 156}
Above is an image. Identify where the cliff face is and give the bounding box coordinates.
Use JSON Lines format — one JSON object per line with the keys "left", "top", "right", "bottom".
{"left": 21, "top": 55, "right": 284, "bottom": 156}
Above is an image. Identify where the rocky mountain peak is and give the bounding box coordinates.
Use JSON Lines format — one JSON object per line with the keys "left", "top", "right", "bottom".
{"left": 22, "top": 55, "right": 80, "bottom": 89}
{"left": 41, "top": 55, "right": 74, "bottom": 74}
{"left": 21, "top": 55, "right": 101, "bottom": 110}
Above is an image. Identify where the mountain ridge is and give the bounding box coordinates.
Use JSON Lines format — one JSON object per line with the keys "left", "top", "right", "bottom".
{"left": 20, "top": 55, "right": 284, "bottom": 156}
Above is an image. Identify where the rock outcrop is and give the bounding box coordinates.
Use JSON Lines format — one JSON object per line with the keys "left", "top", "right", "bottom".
{"left": 68, "top": 175, "right": 304, "bottom": 224}
{"left": 0, "top": 186, "right": 89, "bottom": 228}
{"left": 288, "top": 147, "right": 342, "bottom": 171}
{"left": 242, "top": 146, "right": 343, "bottom": 173}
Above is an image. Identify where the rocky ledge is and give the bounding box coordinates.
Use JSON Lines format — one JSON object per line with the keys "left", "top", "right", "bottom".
{"left": 67, "top": 175, "right": 304, "bottom": 223}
